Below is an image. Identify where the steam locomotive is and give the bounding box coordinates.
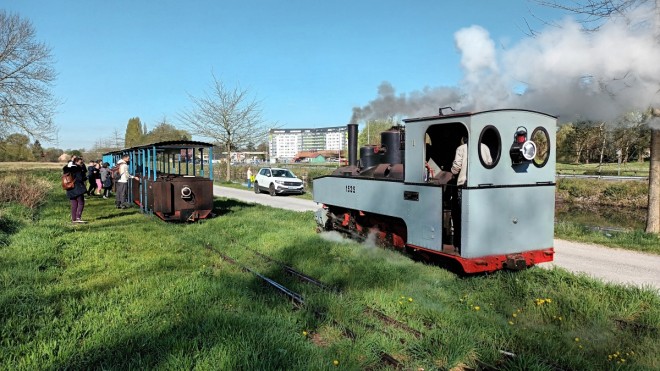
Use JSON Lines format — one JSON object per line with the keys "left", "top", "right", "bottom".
{"left": 313, "top": 109, "right": 556, "bottom": 273}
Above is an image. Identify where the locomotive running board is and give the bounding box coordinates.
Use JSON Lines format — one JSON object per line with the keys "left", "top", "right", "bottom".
{"left": 408, "top": 245, "right": 555, "bottom": 274}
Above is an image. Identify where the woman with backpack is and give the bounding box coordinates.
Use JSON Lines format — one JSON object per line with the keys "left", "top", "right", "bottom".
{"left": 63, "top": 156, "right": 88, "bottom": 223}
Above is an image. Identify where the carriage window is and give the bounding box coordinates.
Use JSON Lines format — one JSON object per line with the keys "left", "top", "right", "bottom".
{"left": 531, "top": 127, "right": 550, "bottom": 168}
{"left": 478, "top": 125, "right": 501, "bottom": 169}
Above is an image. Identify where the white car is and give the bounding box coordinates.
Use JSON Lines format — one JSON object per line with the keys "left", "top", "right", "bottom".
{"left": 254, "top": 167, "right": 304, "bottom": 196}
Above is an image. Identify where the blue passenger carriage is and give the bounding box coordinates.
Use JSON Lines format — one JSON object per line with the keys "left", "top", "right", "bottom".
{"left": 105, "top": 140, "right": 215, "bottom": 222}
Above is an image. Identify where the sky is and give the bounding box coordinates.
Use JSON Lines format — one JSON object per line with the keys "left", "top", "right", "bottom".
{"left": 3, "top": 1, "right": 659, "bottom": 150}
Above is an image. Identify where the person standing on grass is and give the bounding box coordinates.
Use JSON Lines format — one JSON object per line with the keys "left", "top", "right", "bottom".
{"left": 63, "top": 156, "right": 88, "bottom": 223}
{"left": 115, "top": 154, "right": 139, "bottom": 209}
{"left": 94, "top": 161, "right": 103, "bottom": 195}
{"left": 246, "top": 167, "right": 253, "bottom": 189}
{"left": 86, "top": 160, "right": 98, "bottom": 196}
{"left": 99, "top": 162, "right": 112, "bottom": 199}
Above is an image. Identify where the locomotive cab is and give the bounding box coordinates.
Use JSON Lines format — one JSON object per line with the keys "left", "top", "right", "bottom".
{"left": 406, "top": 110, "right": 555, "bottom": 267}
{"left": 313, "top": 109, "right": 556, "bottom": 273}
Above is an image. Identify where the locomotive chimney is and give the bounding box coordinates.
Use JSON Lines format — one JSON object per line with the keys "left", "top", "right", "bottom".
{"left": 347, "top": 123, "right": 358, "bottom": 167}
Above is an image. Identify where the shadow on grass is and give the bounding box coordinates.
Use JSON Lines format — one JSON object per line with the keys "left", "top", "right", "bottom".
{"left": 0, "top": 214, "right": 22, "bottom": 246}
{"left": 49, "top": 273, "right": 306, "bottom": 370}
{"left": 213, "top": 197, "right": 256, "bottom": 217}
{"left": 94, "top": 210, "right": 140, "bottom": 221}
{"left": 86, "top": 198, "right": 255, "bottom": 222}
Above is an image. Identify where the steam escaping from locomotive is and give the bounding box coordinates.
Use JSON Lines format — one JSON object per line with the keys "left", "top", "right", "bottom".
{"left": 351, "top": 6, "right": 660, "bottom": 127}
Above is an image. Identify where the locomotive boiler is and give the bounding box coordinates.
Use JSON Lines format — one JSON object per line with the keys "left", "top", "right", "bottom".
{"left": 313, "top": 109, "right": 556, "bottom": 273}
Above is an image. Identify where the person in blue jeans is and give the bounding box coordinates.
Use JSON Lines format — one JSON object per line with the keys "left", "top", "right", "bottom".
{"left": 246, "top": 167, "right": 253, "bottom": 189}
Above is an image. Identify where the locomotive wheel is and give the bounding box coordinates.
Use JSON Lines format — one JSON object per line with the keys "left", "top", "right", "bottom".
{"left": 269, "top": 183, "right": 276, "bottom": 196}
{"left": 254, "top": 182, "right": 260, "bottom": 194}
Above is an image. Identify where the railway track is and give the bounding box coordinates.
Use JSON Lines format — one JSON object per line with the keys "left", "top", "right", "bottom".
{"left": 204, "top": 243, "right": 425, "bottom": 369}
{"left": 202, "top": 243, "right": 557, "bottom": 370}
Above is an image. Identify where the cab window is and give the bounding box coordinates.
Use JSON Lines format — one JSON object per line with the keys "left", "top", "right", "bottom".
{"left": 478, "top": 125, "right": 501, "bottom": 168}
{"left": 531, "top": 127, "right": 550, "bottom": 168}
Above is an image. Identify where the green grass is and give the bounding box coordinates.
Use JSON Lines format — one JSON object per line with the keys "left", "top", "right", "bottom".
{"left": 554, "top": 177, "right": 660, "bottom": 254}
{"left": 0, "top": 170, "right": 658, "bottom": 370}
{"left": 555, "top": 221, "right": 660, "bottom": 255}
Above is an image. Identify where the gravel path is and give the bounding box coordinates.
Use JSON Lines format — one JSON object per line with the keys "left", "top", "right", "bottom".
{"left": 213, "top": 185, "right": 660, "bottom": 292}
{"left": 540, "top": 239, "right": 660, "bottom": 291}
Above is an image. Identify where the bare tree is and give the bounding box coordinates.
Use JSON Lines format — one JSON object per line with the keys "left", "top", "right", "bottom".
{"left": 536, "top": 0, "right": 660, "bottom": 233}
{"left": 178, "top": 73, "right": 270, "bottom": 181}
{"left": 111, "top": 128, "right": 124, "bottom": 149}
{"left": 0, "top": 11, "right": 57, "bottom": 141}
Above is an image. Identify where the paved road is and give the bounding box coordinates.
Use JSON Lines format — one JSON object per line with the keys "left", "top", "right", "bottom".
{"left": 213, "top": 185, "right": 660, "bottom": 292}
{"left": 213, "top": 185, "right": 318, "bottom": 212}
{"left": 538, "top": 240, "right": 660, "bottom": 291}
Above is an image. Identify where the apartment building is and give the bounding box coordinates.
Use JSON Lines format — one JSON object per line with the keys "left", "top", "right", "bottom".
{"left": 269, "top": 126, "right": 347, "bottom": 162}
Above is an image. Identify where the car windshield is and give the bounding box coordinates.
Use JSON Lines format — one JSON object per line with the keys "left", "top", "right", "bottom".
{"left": 272, "top": 169, "right": 295, "bottom": 178}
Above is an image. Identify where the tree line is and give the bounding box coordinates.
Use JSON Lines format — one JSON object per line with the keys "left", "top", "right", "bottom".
{"left": 556, "top": 111, "right": 652, "bottom": 166}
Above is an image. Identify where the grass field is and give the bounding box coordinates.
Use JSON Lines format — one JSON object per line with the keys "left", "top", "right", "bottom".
{"left": 0, "top": 169, "right": 658, "bottom": 370}
{"left": 557, "top": 162, "right": 649, "bottom": 177}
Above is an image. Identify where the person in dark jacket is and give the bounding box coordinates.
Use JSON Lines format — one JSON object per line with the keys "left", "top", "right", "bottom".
{"left": 86, "top": 160, "right": 99, "bottom": 196}
{"left": 99, "top": 162, "right": 112, "bottom": 199}
{"left": 63, "top": 156, "right": 88, "bottom": 223}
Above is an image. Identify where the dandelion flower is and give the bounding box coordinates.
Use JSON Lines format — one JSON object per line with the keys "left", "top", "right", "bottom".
{"left": 508, "top": 321, "right": 514, "bottom": 325}
{"left": 474, "top": 306, "right": 480, "bottom": 311}
{"left": 408, "top": 298, "right": 413, "bottom": 302}
{"left": 302, "top": 331, "right": 308, "bottom": 336}
{"left": 574, "top": 337, "right": 580, "bottom": 342}
{"left": 333, "top": 360, "right": 339, "bottom": 366}
{"left": 512, "top": 313, "right": 517, "bottom": 318}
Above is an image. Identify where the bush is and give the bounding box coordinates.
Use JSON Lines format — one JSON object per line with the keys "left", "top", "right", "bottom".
{"left": 602, "top": 183, "right": 628, "bottom": 199}
{"left": 556, "top": 178, "right": 596, "bottom": 199}
{"left": 0, "top": 173, "right": 53, "bottom": 209}
{"left": 557, "top": 178, "right": 648, "bottom": 209}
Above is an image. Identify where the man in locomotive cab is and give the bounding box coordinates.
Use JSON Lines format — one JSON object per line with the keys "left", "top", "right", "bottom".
{"left": 449, "top": 136, "right": 492, "bottom": 250}
{"left": 451, "top": 136, "right": 492, "bottom": 186}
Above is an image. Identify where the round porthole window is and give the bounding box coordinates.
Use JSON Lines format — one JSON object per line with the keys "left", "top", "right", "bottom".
{"left": 531, "top": 127, "right": 550, "bottom": 168}
{"left": 478, "top": 125, "right": 501, "bottom": 169}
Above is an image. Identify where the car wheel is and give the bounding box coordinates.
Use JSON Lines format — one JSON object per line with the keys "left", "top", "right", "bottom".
{"left": 269, "top": 183, "right": 276, "bottom": 196}
{"left": 254, "top": 182, "right": 260, "bottom": 194}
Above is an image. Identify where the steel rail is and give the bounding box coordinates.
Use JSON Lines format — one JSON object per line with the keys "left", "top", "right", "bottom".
{"left": 249, "top": 249, "right": 338, "bottom": 292}
{"left": 205, "top": 244, "right": 305, "bottom": 306}
{"left": 249, "top": 248, "right": 424, "bottom": 340}
{"left": 207, "top": 245, "right": 405, "bottom": 368}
